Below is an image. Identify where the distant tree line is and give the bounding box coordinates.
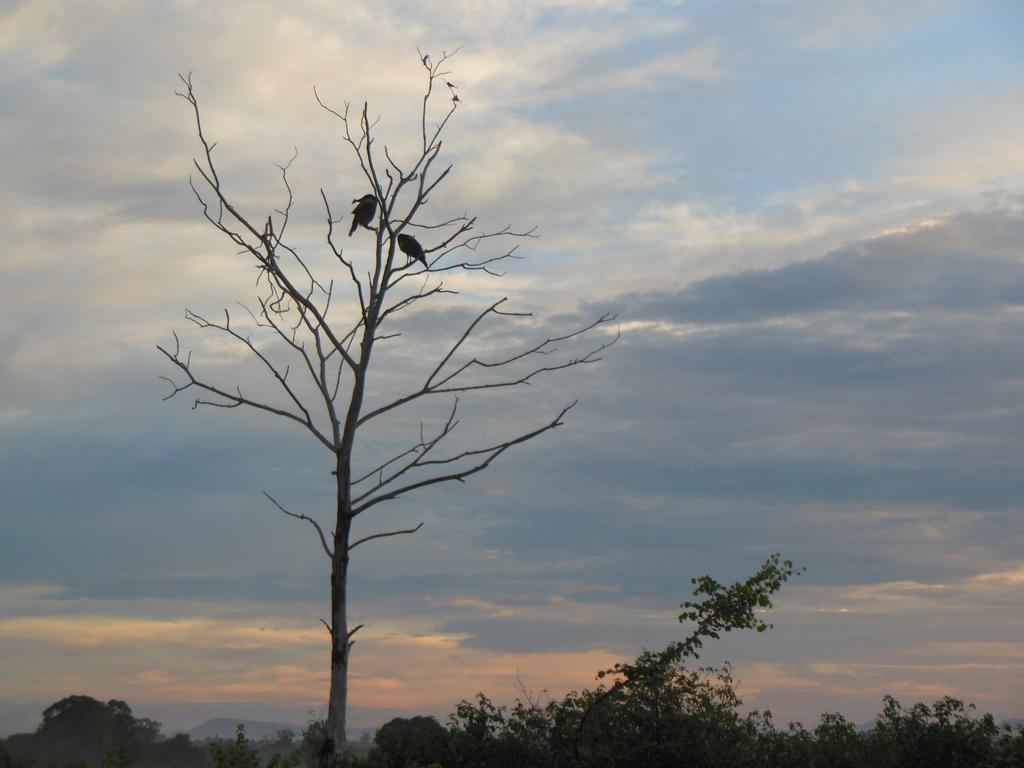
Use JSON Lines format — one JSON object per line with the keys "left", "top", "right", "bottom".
{"left": 0, "top": 697, "right": 336, "bottom": 768}
{"left": 3, "top": 685, "right": 1022, "bottom": 768}
{"left": 363, "top": 673, "right": 1024, "bottom": 768}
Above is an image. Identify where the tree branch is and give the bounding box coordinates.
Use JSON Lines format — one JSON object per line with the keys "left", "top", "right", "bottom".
{"left": 177, "top": 73, "right": 360, "bottom": 373}
{"left": 184, "top": 307, "right": 323, "bottom": 437}
{"left": 264, "top": 491, "right": 334, "bottom": 559}
{"left": 156, "top": 333, "right": 335, "bottom": 450}
{"left": 348, "top": 522, "right": 424, "bottom": 551}
{"left": 353, "top": 402, "right": 576, "bottom": 515}
{"left": 352, "top": 398, "right": 461, "bottom": 503}
{"left": 358, "top": 306, "right": 617, "bottom": 426}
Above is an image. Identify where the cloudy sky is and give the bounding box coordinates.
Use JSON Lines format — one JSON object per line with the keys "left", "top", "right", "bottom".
{"left": 2, "top": 0, "right": 1023, "bottom": 737}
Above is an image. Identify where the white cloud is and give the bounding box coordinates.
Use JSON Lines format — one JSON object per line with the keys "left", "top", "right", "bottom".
{"left": 763, "top": 0, "right": 971, "bottom": 48}
{"left": 602, "top": 40, "right": 727, "bottom": 88}
{"left": 0, "top": 0, "right": 67, "bottom": 73}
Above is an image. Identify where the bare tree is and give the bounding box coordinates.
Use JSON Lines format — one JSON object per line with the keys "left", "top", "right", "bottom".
{"left": 159, "top": 51, "right": 615, "bottom": 766}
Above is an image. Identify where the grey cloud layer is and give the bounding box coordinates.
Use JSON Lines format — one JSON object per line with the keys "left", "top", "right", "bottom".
{"left": 6, "top": 206, "right": 1020, "bottom": 643}
{"left": 600, "top": 209, "right": 1024, "bottom": 324}
{"left": 422, "top": 207, "right": 1024, "bottom": 651}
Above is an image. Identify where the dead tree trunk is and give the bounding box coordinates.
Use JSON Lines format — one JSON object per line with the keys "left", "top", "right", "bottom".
{"left": 325, "top": 481, "right": 351, "bottom": 764}
{"left": 160, "top": 52, "right": 615, "bottom": 766}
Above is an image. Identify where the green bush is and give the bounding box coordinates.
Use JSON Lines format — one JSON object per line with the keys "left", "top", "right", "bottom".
{"left": 210, "top": 726, "right": 300, "bottom": 768}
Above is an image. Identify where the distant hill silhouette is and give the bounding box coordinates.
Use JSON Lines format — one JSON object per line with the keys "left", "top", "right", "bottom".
{"left": 189, "top": 717, "right": 302, "bottom": 741}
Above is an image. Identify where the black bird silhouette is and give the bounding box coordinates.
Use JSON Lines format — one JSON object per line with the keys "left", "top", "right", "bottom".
{"left": 452, "top": 94, "right": 460, "bottom": 103}
{"left": 397, "top": 233, "right": 428, "bottom": 267}
{"left": 349, "top": 194, "right": 376, "bottom": 236}
{"left": 446, "top": 81, "right": 457, "bottom": 89}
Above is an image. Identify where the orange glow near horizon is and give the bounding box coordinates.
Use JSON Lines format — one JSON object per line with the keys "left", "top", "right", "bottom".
{"left": 2, "top": 567, "right": 1023, "bottom": 731}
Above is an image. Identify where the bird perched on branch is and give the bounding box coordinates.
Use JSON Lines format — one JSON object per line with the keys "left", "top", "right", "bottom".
{"left": 397, "top": 233, "right": 428, "bottom": 267}
{"left": 349, "top": 194, "right": 377, "bottom": 236}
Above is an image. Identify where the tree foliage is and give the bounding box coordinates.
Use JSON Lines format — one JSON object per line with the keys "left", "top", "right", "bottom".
{"left": 360, "top": 556, "right": 1023, "bottom": 768}
{"left": 364, "top": 680, "right": 1023, "bottom": 768}
{"left": 368, "top": 716, "right": 449, "bottom": 768}
{"left": 2, "top": 696, "right": 160, "bottom": 767}
{"left": 211, "top": 726, "right": 300, "bottom": 768}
